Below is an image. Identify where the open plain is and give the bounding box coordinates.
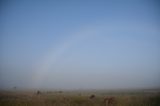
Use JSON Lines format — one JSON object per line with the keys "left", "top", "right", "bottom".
{"left": 0, "top": 89, "right": 160, "bottom": 106}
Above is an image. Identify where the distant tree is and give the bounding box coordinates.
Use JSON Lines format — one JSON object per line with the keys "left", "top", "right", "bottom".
{"left": 36, "top": 90, "right": 41, "bottom": 95}
{"left": 13, "top": 86, "right": 17, "bottom": 90}
{"left": 58, "top": 91, "right": 63, "bottom": 93}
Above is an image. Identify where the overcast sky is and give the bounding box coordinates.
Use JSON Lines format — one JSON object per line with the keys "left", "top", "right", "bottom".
{"left": 0, "top": 0, "right": 160, "bottom": 90}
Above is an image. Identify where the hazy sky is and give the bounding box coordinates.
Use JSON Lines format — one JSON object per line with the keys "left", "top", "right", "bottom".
{"left": 0, "top": 0, "right": 160, "bottom": 90}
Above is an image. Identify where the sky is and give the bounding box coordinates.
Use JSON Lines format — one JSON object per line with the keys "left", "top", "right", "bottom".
{"left": 0, "top": 0, "right": 160, "bottom": 90}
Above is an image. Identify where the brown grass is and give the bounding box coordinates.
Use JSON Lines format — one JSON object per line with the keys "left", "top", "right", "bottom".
{"left": 0, "top": 90, "right": 160, "bottom": 106}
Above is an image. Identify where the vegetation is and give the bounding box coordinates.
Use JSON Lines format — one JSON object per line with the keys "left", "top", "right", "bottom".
{"left": 0, "top": 90, "right": 160, "bottom": 106}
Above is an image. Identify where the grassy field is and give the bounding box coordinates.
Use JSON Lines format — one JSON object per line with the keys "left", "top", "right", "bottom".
{"left": 0, "top": 90, "right": 160, "bottom": 106}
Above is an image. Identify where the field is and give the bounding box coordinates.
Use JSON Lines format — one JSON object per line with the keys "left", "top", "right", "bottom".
{"left": 0, "top": 89, "right": 160, "bottom": 106}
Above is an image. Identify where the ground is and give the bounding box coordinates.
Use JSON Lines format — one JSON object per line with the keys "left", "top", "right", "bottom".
{"left": 0, "top": 89, "right": 160, "bottom": 106}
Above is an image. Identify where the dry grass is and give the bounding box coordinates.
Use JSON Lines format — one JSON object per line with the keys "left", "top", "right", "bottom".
{"left": 0, "top": 90, "right": 160, "bottom": 106}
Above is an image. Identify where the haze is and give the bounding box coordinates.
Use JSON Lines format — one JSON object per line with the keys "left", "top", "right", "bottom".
{"left": 0, "top": 0, "right": 160, "bottom": 90}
